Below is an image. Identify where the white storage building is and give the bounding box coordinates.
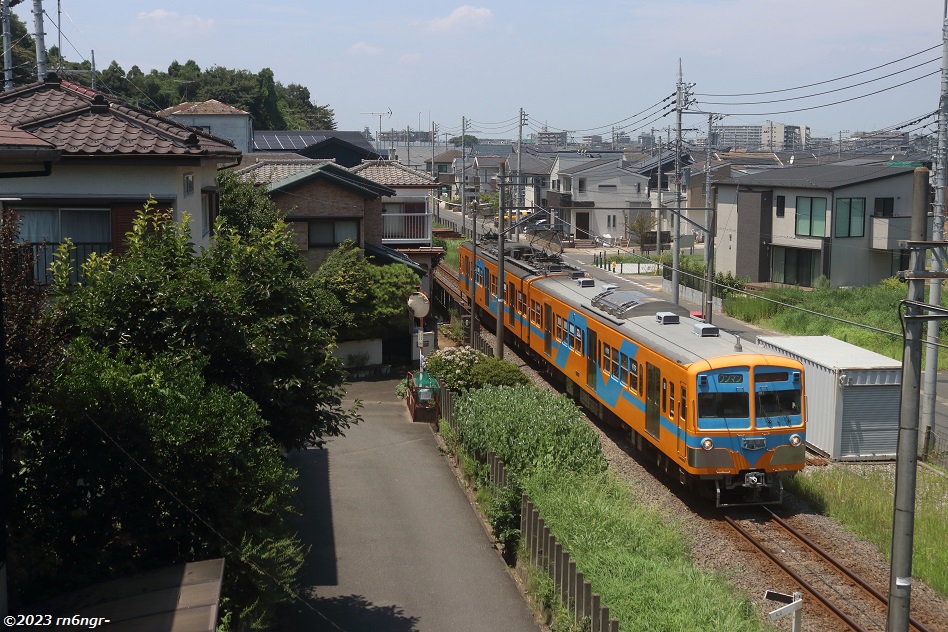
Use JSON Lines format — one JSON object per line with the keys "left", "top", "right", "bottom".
{"left": 756, "top": 335, "right": 902, "bottom": 461}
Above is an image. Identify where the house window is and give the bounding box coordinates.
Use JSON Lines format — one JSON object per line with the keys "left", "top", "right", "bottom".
{"left": 795, "top": 196, "right": 827, "bottom": 237}
{"left": 598, "top": 184, "right": 617, "bottom": 193}
{"left": 874, "top": 197, "right": 894, "bottom": 217}
{"left": 835, "top": 197, "right": 865, "bottom": 238}
{"left": 776, "top": 195, "right": 785, "bottom": 218}
{"left": 19, "top": 207, "right": 111, "bottom": 284}
{"left": 308, "top": 219, "right": 359, "bottom": 246}
{"left": 562, "top": 176, "right": 571, "bottom": 191}
{"left": 183, "top": 173, "right": 194, "bottom": 197}
{"left": 636, "top": 183, "right": 641, "bottom": 194}
{"left": 578, "top": 178, "right": 587, "bottom": 193}
{"left": 438, "top": 164, "right": 449, "bottom": 173}
{"left": 772, "top": 246, "right": 820, "bottom": 287}
{"left": 201, "top": 187, "right": 220, "bottom": 237}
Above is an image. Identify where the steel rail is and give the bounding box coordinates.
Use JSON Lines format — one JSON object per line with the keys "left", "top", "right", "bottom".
{"left": 762, "top": 508, "right": 931, "bottom": 632}
{"left": 724, "top": 515, "right": 867, "bottom": 632}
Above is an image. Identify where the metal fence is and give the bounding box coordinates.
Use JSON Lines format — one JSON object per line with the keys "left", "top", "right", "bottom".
{"left": 923, "top": 426, "right": 948, "bottom": 469}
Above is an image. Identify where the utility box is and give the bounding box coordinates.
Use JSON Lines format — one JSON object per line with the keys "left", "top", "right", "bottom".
{"left": 756, "top": 335, "right": 902, "bottom": 461}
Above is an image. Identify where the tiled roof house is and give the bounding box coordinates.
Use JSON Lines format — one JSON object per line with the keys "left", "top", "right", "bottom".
{"left": 158, "top": 99, "right": 254, "bottom": 154}
{"left": 0, "top": 74, "right": 241, "bottom": 280}
{"left": 232, "top": 157, "right": 411, "bottom": 272}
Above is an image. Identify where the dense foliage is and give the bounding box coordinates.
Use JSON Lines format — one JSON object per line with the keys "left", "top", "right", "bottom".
{"left": 218, "top": 170, "right": 284, "bottom": 235}
{"left": 14, "top": 342, "right": 303, "bottom": 629}
{"left": 54, "top": 201, "right": 357, "bottom": 451}
{"left": 453, "top": 385, "right": 606, "bottom": 477}
{"left": 313, "top": 241, "right": 419, "bottom": 341}
{"left": 722, "top": 276, "right": 938, "bottom": 365}
{"left": 10, "top": 14, "right": 334, "bottom": 130}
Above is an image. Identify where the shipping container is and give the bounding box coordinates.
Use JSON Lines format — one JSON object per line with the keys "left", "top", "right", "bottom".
{"left": 756, "top": 335, "right": 901, "bottom": 461}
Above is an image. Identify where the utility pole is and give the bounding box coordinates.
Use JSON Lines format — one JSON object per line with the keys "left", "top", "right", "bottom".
{"left": 887, "top": 168, "right": 933, "bottom": 632}
{"left": 516, "top": 108, "right": 526, "bottom": 240}
{"left": 2, "top": 0, "right": 20, "bottom": 91}
{"left": 655, "top": 129, "right": 662, "bottom": 259}
{"left": 31, "top": 0, "right": 45, "bottom": 81}
{"left": 702, "top": 112, "right": 717, "bottom": 322}
{"left": 922, "top": 14, "right": 948, "bottom": 454}
{"left": 672, "top": 61, "right": 684, "bottom": 305}
{"left": 495, "top": 162, "right": 506, "bottom": 359}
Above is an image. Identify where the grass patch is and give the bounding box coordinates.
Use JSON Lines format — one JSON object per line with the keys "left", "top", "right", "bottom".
{"left": 785, "top": 465, "right": 948, "bottom": 596}
{"left": 525, "top": 469, "right": 770, "bottom": 632}
{"left": 723, "top": 278, "right": 948, "bottom": 368}
{"left": 433, "top": 236, "right": 464, "bottom": 270}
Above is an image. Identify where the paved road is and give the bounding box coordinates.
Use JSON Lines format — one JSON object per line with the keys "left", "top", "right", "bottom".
{"left": 279, "top": 377, "right": 541, "bottom": 632}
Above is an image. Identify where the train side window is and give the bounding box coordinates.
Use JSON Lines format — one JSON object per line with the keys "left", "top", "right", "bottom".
{"left": 555, "top": 315, "right": 564, "bottom": 341}
{"left": 662, "top": 379, "right": 667, "bottom": 413}
{"left": 603, "top": 345, "right": 611, "bottom": 376}
{"left": 681, "top": 386, "right": 687, "bottom": 421}
{"left": 620, "top": 352, "right": 629, "bottom": 385}
{"left": 669, "top": 383, "right": 675, "bottom": 417}
{"left": 636, "top": 362, "right": 642, "bottom": 393}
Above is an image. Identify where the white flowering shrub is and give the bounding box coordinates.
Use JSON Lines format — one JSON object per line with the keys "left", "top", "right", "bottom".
{"left": 423, "top": 346, "right": 487, "bottom": 391}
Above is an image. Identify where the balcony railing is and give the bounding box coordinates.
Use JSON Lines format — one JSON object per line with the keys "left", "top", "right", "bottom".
{"left": 24, "top": 242, "right": 111, "bottom": 285}
{"left": 382, "top": 212, "right": 432, "bottom": 245}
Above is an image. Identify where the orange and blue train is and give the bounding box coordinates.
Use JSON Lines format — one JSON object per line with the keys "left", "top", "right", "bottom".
{"left": 458, "top": 240, "right": 806, "bottom": 506}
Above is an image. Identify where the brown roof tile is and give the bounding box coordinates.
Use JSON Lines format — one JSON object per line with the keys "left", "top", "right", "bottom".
{"left": 158, "top": 100, "right": 250, "bottom": 116}
{"left": 349, "top": 159, "right": 437, "bottom": 187}
{"left": 234, "top": 158, "right": 334, "bottom": 186}
{"left": 0, "top": 75, "right": 240, "bottom": 160}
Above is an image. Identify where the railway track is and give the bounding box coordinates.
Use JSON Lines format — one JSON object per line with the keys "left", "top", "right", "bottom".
{"left": 725, "top": 508, "right": 931, "bottom": 632}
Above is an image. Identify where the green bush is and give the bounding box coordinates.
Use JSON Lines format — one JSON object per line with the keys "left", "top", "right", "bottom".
{"left": 485, "top": 478, "right": 524, "bottom": 562}
{"left": 469, "top": 356, "right": 531, "bottom": 389}
{"left": 454, "top": 385, "right": 606, "bottom": 478}
{"left": 423, "top": 346, "right": 485, "bottom": 391}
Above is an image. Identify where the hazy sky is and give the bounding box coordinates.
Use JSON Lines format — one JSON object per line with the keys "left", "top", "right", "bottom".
{"left": 13, "top": 1, "right": 946, "bottom": 143}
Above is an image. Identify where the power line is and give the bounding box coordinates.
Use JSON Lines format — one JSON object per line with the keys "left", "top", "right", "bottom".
{"left": 697, "top": 58, "right": 938, "bottom": 106}
{"left": 695, "top": 70, "right": 938, "bottom": 118}
{"left": 695, "top": 44, "right": 941, "bottom": 97}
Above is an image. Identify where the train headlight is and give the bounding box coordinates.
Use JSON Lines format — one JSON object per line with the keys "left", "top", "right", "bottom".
{"left": 789, "top": 434, "right": 802, "bottom": 447}
{"left": 701, "top": 437, "right": 714, "bottom": 451}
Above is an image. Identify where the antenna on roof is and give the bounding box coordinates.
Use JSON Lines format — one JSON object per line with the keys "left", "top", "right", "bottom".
{"left": 361, "top": 108, "right": 392, "bottom": 154}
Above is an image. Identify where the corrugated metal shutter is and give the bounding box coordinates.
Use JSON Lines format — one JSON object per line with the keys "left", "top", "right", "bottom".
{"left": 840, "top": 385, "right": 900, "bottom": 458}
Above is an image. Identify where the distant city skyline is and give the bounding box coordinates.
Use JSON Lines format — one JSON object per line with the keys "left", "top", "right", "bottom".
{"left": 12, "top": 1, "right": 945, "bottom": 144}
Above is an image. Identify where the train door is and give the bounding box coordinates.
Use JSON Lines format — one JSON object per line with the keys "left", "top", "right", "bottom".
{"left": 677, "top": 382, "right": 688, "bottom": 461}
{"left": 508, "top": 282, "right": 516, "bottom": 328}
{"left": 544, "top": 304, "right": 553, "bottom": 356}
{"left": 645, "top": 363, "right": 661, "bottom": 438}
{"left": 586, "top": 328, "right": 598, "bottom": 391}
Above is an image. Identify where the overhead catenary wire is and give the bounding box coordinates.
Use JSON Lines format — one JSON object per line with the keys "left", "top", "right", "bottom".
{"left": 695, "top": 43, "right": 941, "bottom": 97}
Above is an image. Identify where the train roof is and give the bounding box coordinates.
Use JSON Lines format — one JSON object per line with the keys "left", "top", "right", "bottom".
{"left": 466, "top": 240, "right": 796, "bottom": 368}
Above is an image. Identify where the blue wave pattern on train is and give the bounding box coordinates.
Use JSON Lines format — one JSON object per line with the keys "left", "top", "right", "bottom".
{"left": 458, "top": 241, "right": 806, "bottom": 506}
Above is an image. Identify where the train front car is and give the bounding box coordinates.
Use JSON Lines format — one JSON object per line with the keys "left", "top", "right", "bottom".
{"left": 691, "top": 357, "right": 806, "bottom": 506}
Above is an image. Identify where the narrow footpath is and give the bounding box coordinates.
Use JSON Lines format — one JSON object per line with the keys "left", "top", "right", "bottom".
{"left": 279, "top": 377, "right": 541, "bottom": 632}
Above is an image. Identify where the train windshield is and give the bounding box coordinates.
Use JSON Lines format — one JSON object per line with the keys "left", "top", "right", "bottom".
{"left": 754, "top": 369, "right": 803, "bottom": 428}
{"left": 696, "top": 369, "right": 751, "bottom": 430}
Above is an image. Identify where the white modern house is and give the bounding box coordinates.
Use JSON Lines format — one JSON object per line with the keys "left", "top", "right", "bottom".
{"left": 544, "top": 154, "right": 650, "bottom": 242}
{"left": 713, "top": 164, "right": 922, "bottom": 287}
